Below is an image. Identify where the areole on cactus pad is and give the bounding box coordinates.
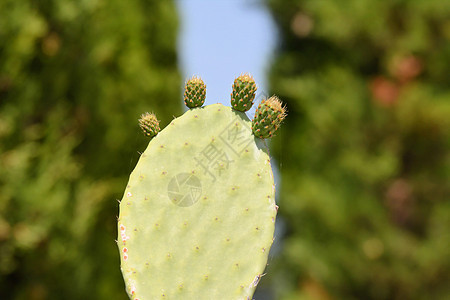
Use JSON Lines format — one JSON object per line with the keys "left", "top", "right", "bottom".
{"left": 118, "top": 75, "right": 286, "bottom": 299}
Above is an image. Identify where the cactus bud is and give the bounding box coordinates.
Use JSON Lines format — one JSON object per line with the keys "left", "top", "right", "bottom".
{"left": 252, "top": 96, "right": 287, "bottom": 139}
{"left": 184, "top": 76, "right": 206, "bottom": 108}
{"left": 138, "top": 112, "right": 160, "bottom": 138}
{"left": 231, "top": 73, "right": 257, "bottom": 112}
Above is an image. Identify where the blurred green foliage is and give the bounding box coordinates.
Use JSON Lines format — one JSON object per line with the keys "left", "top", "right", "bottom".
{"left": 0, "top": 0, "right": 180, "bottom": 299}
{"left": 265, "top": 0, "right": 450, "bottom": 299}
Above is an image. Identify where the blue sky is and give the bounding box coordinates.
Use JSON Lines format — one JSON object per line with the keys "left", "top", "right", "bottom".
{"left": 176, "top": 0, "right": 277, "bottom": 117}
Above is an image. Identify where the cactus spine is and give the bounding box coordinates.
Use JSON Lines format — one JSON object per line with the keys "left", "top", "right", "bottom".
{"left": 118, "top": 75, "right": 286, "bottom": 299}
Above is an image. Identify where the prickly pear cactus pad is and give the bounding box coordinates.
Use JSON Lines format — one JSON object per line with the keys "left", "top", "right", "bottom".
{"left": 118, "top": 104, "right": 277, "bottom": 299}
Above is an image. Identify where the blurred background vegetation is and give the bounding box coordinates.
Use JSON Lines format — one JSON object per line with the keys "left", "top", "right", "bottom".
{"left": 265, "top": 0, "right": 450, "bottom": 299}
{"left": 0, "top": 0, "right": 449, "bottom": 299}
{"left": 0, "top": 0, "right": 179, "bottom": 299}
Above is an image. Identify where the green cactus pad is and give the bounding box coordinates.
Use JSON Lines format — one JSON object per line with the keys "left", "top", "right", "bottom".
{"left": 184, "top": 76, "right": 206, "bottom": 108}
{"left": 252, "top": 96, "right": 287, "bottom": 139}
{"left": 138, "top": 112, "right": 160, "bottom": 138}
{"left": 118, "top": 104, "right": 277, "bottom": 299}
{"left": 231, "top": 74, "right": 257, "bottom": 112}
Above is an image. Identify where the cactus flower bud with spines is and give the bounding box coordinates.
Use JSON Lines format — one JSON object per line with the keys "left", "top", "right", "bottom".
{"left": 184, "top": 76, "right": 206, "bottom": 108}
{"left": 252, "top": 96, "right": 287, "bottom": 139}
{"left": 138, "top": 112, "right": 160, "bottom": 138}
{"left": 231, "top": 73, "right": 257, "bottom": 112}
